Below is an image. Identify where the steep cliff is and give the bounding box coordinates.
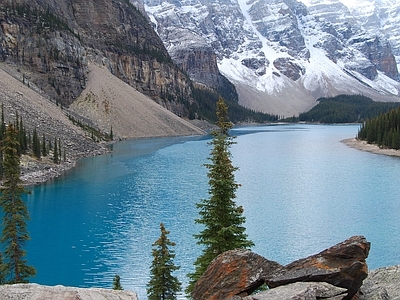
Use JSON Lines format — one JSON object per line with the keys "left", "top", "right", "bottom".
{"left": 0, "top": 0, "right": 197, "bottom": 117}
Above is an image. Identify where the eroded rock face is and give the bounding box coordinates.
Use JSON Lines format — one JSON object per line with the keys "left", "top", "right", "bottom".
{"left": 241, "top": 282, "right": 347, "bottom": 300}
{"left": 360, "top": 265, "right": 400, "bottom": 300}
{"left": 191, "top": 249, "right": 282, "bottom": 300}
{"left": 0, "top": 283, "right": 138, "bottom": 300}
{"left": 273, "top": 57, "right": 305, "bottom": 81}
{"left": 266, "top": 236, "right": 370, "bottom": 300}
{"left": 0, "top": 0, "right": 195, "bottom": 117}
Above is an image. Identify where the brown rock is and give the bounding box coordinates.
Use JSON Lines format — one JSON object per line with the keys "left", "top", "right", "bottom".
{"left": 191, "top": 249, "right": 282, "bottom": 300}
{"left": 265, "top": 236, "right": 370, "bottom": 300}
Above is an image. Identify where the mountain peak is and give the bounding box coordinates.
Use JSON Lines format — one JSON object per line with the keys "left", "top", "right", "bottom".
{"left": 143, "top": 0, "right": 400, "bottom": 116}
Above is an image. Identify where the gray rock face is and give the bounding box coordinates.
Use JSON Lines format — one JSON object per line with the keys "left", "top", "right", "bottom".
{"left": 142, "top": 0, "right": 400, "bottom": 117}
{"left": 360, "top": 265, "right": 400, "bottom": 300}
{"left": 241, "top": 282, "right": 347, "bottom": 300}
{"left": 0, "top": 0, "right": 196, "bottom": 117}
{"left": 0, "top": 283, "right": 138, "bottom": 300}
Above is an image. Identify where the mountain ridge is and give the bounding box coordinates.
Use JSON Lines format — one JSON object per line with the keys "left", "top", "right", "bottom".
{"left": 143, "top": 0, "right": 400, "bottom": 117}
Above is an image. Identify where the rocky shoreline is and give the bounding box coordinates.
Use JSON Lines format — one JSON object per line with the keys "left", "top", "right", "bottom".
{"left": 342, "top": 138, "right": 400, "bottom": 157}
{"left": 19, "top": 144, "right": 109, "bottom": 186}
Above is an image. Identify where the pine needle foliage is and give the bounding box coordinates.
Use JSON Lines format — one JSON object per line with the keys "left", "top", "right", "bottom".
{"left": 113, "top": 274, "right": 123, "bottom": 290}
{"left": 0, "top": 124, "right": 36, "bottom": 283}
{"left": 186, "top": 97, "right": 254, "bottom": 295}
{"left": 147, "top": 223, "right": 181, "bottom": 300}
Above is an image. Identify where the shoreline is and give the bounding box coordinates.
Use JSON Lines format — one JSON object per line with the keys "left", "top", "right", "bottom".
{"left": 20, "top": 143, "right": 110, "bottom": 187}
{"left": 342, "top": 138, "right": 400, "bottom": 158}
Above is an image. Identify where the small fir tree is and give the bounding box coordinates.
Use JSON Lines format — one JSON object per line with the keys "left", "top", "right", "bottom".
{"left": 42, "top": 134, "right": 47, "bottom": 157}
{"left": 58, "top": 138, "right": 61, "bottom": 161}
{"left": 113, "top": 274, "right": 123, "bottom": 290}
{"left": 53, "top": 137, "right": 59, "bottom": 163}
{"left": 32, "top": 128, "right": 40, "bottom": 159}
{"left": 186, "top": 97, "right": 254, "bottom": 295}
{"left": 0, "top": 103, "right": 5, "bottom": 179}
{"left": 0, "top": 124, "right": 36, "bottom": 283}
{"left": 147, "top": 223, "right": 181, "bottom": 300}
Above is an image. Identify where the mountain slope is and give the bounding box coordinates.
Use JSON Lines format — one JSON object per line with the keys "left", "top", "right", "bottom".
{"left": 69, "top": 64, "right": 205, "bottom": 139}
{"left": 0, "top": 0, "right": 198, "bottom": 118}
{"left": 143, "top": 0, "right": 400, "bottom": 117}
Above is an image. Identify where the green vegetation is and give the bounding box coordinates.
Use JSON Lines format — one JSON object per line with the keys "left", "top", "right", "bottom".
{"left": 186, "top": 97, "right": 254, "bottom": 295}
{"left": 147, "top": 223, "right": 181, "bottom": 300}
{"left": 1, "top": 3, "right": 75, "bottom": 35}
{"left": 113, "top": 274, "right": 123, "bottom": 290}
{"left": 0, "top": 124, "right": 36, "bottom": 283}
{"left": 358, "top": 107, "right": 400, "bottom": 149}
{"left": 192, "top": 87, "right": 278, "bottom": 123}
{"left": 67, "top": 115, "right": 112, "bottom": 142}
{"left": 298, "top": 94, "right": 400, "bottom": 123}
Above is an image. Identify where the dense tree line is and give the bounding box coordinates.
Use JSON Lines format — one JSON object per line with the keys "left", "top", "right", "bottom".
{"left": 298, "top": 94, "right": 400, "bottom": 123}
{"left": 0, "top": 105, "right": 63, "bottom": 179}
{"left": 358, "top": 107, "right": 400, "bottom": 149}
{"left": 192, "top": 87, "right": 278, "bottom": 123}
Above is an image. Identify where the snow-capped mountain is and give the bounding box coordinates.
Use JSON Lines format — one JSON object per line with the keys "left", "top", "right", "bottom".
{"left": 142, "top": 0, "right": 400, "bottom": 116}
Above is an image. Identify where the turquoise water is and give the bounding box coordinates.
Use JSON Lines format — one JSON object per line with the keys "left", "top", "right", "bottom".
{"left": 25, "top": 124, "right": 400, "bottom": 299}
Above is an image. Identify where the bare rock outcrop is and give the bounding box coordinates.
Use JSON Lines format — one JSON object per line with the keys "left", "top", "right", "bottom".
{"left": 0, "top": 283, "right": 138, "bottom": 300}
{"left": 191, "top": 249, "right": 282, "bottom": 300}
{"left": 266, "top": 236, "right": 370, "bottom": 300}
{"left": 240, "top": 282, "right": 347, "bottom": 300}
{"left": 192, "top": 236, "right": 371, "bottom": 300}
{"left": 360, "top": 265, "right": 400, "bottom": 300}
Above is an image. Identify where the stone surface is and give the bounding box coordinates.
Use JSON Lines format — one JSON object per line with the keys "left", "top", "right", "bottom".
{"left": 265, "top": 236, "right": 370, "bottom": 300}
{"left": 240, "top": 282, "right": 347, "bottom": 300}
{"left": 0, "top": 283, "right": 138, "bottom": 300}
{"left": 360, "top": 265, "right": 400, "bottom": 300}
{"left": 0, "top": 0, "right": 196, "bottom": 117}
{"left": 191, "top": 249, "right": 282, "bottom": 300}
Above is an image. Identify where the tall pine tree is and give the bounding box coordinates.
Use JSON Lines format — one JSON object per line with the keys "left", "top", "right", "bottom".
{"left": 186, "top": 97, "right": 254, "bottom": 295}
{"left": 147, "top": 223, "right": 181, "bottom": 300}
{"left": 0, "top": 124, "right": 36, "bottom": 283}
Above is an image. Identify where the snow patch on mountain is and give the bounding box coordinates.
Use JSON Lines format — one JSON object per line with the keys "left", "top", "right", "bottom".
{"left": 142, "top": 0, "right": 400, "bottom": 117}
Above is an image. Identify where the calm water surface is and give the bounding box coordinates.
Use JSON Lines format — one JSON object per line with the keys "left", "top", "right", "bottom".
{"left": 25, "top": 124, "right": 400, "bottom": 299}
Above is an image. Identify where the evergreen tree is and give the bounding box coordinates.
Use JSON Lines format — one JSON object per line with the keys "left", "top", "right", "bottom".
{"left": 147, "top": 223, "right": 181, "bottom": 300}
{"left": 186, "top": 97, "right": 254, "bottom": 295}
{"left": 0, "top": 252, "right": 5, "bottom": 284}
{"left": 42, "top": 134, "right": 47, "bottom": 157}
{"left": 58, "top": 138, "right": 61, "bottom": 161}
{"left": 53, "top": 137, "right": 58, "bottom": 163}
{"left": 0, "top": 124, "right": 36, "bottom": 283}
{"left": 32, "top": 128, "right": 40, "bottom": 159}
{"left": 113, "top": 274, "right": 123, "bottom": 290}
{"left": 0, "top": 103, "right": 5, "bottom": 179}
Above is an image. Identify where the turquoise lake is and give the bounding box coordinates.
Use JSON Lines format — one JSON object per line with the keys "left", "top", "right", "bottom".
{"left": 25, "top": 124, "right": 400, "bottom": 299}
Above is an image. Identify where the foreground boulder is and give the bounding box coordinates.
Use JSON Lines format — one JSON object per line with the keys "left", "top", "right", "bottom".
{"left": 266, "top": 236, "right": 370, "bottom": 300}
{"left": 191, "top": 249, "right": 282, "bottom": 300}
{"left": 360, "top": 265, "right": 400, "bottom": 299}
{"left": 241, "top": 282, "right": 347, "bottom": 300}
{"left": 0, "top": 283, "right": 138, "bottom": 300}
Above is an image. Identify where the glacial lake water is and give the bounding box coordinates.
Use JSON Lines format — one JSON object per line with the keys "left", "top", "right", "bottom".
{"left": 25, "top": 124, "right": 400, "bottom": 299}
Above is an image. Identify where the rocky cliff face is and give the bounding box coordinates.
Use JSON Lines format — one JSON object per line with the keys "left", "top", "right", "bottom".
{"left": 143, "top": 0, "right": 400, "bottom": 117}
{"left": 0, "top": 0, "right": 197, "bottom": 117}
